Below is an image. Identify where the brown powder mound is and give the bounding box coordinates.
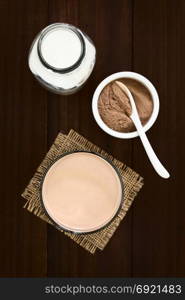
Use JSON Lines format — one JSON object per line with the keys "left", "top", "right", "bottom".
{"left": 98, "top": 82, "right": 133, "bottom": 132}
{"left": 98, "top": 78, "right": 153, "bottom": 133}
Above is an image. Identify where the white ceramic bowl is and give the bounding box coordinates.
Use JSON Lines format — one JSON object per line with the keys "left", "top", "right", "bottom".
{"left": 92, "top": 72, "right": 160, "bottom": 139}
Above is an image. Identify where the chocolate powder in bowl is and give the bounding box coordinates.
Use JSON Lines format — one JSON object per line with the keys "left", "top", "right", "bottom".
{"left": 98, "top": 78, "right": 153, "bottom": 132}
{"left": 41, "top": 152, "right": 123, "bottom": 233}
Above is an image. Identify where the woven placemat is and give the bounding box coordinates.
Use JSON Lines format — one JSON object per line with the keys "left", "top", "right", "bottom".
{"left": 22, "top": 129, "right": 144, "bottom": 254}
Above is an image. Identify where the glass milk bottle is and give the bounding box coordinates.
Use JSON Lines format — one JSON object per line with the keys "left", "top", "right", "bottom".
{"left": 28, "top": 23, "right": 96, "bottom": 95}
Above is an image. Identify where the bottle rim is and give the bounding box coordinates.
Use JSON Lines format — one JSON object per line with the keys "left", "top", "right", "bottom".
{"left": 37, "top": 23, "right": 86, "bottom": 74}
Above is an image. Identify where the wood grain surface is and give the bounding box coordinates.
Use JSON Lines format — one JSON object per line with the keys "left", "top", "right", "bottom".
{"left": 0, "top": 0, "right": 184, "bottom": 277}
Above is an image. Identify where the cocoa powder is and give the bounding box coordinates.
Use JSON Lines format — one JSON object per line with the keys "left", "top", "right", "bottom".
{"left": 98, "top": 78, "right": 153, "bottom": 132}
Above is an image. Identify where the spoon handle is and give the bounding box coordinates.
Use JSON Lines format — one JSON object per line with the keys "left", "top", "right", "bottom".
{"left": 115, "top": 80, "right": 170, "bottom": 179}
{"left": 131, "top": 114, "right": 170, "bottom": 179}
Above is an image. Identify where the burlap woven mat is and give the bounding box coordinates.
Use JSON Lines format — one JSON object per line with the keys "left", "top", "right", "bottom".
{"left": 22, "top": 129, "right": 144, "bottom": 254}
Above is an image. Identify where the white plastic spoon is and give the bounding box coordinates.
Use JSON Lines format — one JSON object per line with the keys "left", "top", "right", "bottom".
{"left": 115, "top": 81, "right": 170, "bottom": 179}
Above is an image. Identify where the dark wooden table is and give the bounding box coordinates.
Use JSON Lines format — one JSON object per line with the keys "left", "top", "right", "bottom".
{"left": 0, "top": 0, "right": 184, "bottom": 277}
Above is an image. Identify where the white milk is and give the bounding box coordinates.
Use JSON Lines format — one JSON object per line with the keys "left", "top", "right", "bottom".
{"left": 40, "top": 28, "right": 82, "bottom": 69}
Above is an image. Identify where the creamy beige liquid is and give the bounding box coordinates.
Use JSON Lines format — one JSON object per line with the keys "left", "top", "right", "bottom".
{"left": 42, "top": 152, "right": 122, "bottom": 233}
